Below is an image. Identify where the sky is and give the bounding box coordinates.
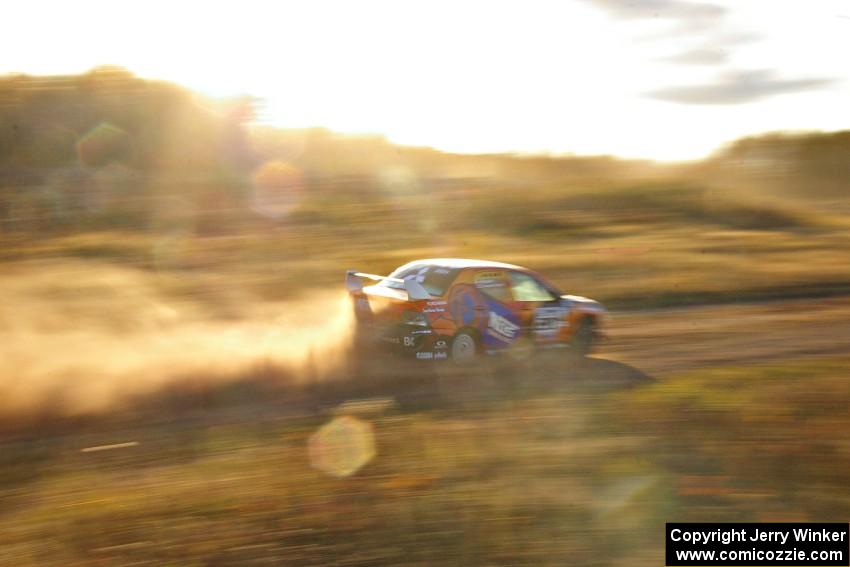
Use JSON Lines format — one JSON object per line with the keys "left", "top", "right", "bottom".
{"left": 3, "top": 0, "right": 849, "bottom": 161}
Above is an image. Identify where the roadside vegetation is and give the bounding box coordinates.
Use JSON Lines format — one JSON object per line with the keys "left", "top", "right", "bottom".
{"left": 0, "top": 357, "right": 847, "bottom": 565}
{"left": 2, "top": 68, "right": 850, "bottom": 313}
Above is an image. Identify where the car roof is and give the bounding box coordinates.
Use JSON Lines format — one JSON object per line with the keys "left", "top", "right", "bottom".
{"left": 406, "top": 258, "right": 526, "bottom": 271}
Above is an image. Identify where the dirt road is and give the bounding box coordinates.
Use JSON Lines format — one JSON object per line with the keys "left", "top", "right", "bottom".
{"left": 601, "top": 296, "right": 850, "bottom": 377}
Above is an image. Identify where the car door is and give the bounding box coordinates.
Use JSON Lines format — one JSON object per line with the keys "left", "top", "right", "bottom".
{"left": 468, "top": 269, "right": 523, "bottom": 350}
{"left": 507, "top": 270, "right": 565, "bottom": 345}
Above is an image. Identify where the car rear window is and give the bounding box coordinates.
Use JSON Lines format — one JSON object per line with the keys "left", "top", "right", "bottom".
{"left": 381, "top": 264, "right": 460, "bottom": 297}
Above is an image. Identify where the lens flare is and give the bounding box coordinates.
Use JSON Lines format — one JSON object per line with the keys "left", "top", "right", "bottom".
{"left": 250, "top": 160, "right": 304, "bottom": 219}
{"left": 308, "top": 415, "right": 376, "bottom": 478}
{"left": 76, "top": 122, "right": 131, "bottom": 167}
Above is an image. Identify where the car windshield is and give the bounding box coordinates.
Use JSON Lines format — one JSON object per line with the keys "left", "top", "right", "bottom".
{"left": 509, "top": 271, "right": 558, "bottom": 302}
{"left": 380, "top": 264, "right": 460, "bottom": 297}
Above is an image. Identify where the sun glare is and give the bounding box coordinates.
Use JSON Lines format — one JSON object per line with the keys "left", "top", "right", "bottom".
{"left": 2, "top": 0, "right": 849, "bottom": 160}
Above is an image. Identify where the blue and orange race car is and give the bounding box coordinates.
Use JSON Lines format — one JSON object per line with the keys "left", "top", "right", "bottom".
{"left": 347, "top": 259, "right": 607, "bottom": 363}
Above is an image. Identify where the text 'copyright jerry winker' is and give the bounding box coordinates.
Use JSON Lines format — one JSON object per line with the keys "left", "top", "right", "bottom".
{"left": 666, "top": 523, "right": 849, "bottom": 566}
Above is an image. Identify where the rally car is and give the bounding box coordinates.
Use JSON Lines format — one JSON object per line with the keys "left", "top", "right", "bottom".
{"left": 346, "top": 259, "right": 607, "bottom": 363}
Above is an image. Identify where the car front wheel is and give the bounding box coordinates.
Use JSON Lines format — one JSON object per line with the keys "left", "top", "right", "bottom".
{"left": 571, "top": 318, "right": 595, "bottom": 358}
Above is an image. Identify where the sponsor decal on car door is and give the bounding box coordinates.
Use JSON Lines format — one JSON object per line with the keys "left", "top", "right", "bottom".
{"left": 474, "top": 271, "right": 522, "bottom": 348}
{"left": 447, "top": 270, "right": 522, "bottom": 349}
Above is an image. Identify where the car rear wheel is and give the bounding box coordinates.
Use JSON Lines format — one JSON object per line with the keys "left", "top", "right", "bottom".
{"left": 450, "top": 331, "right": 478, "bottom": 364}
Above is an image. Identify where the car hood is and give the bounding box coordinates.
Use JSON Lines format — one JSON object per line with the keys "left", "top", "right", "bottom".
{"left": 561, "top": 294, "right": 607, "bottom": 313}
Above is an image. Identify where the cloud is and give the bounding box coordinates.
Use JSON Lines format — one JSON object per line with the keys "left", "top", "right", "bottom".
{"left": 659, "top": 47, "right": 728, "bottom": 65}
{"left": 582, "top": 0, "right": 761, "bottom": 66}
{"left": 647, "top": 27, "right": 760, "bottom": 49}
{"left": 584, "top": 1, "right": 838, "bottom": 104}
{"left": 716, "top": 31, "right": 762, "bottom": 46}
{"left": 582, "top": 0, "right": 726, "bottom": 31}
{"left": 646, "top": 69, "right": 838, "bottom": 104}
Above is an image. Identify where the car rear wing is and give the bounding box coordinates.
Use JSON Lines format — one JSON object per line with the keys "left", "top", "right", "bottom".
{"left": 345, "top": 270, "right": 432, "bottom": 300}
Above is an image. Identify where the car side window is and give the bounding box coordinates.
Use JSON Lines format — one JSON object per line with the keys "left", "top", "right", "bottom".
{"left": 474, "top": 270, "right": 513, "bottom": 303}
{"left": 509, "top": 271, "right": 557, "bottom": 302}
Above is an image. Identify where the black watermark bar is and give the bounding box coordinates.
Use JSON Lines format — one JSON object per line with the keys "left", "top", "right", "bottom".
{"left": 666, "top": 523, "right": 849, "bottom": 566}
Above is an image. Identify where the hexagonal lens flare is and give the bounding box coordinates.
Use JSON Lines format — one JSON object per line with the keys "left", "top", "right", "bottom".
{"left": 308, "top": 416, "right": 376, "bottom": 478}
{"left": 76, "top": 122, "right": 131, "bottom": 167}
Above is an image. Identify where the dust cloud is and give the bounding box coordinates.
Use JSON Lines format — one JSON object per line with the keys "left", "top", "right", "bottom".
{"left": 0, "top": 260, "right": 358, "bottom": 418}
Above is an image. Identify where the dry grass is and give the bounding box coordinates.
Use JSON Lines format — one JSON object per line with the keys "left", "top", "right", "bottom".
{"left": 0, "top": 357, "right": 847, "bottom": 565}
